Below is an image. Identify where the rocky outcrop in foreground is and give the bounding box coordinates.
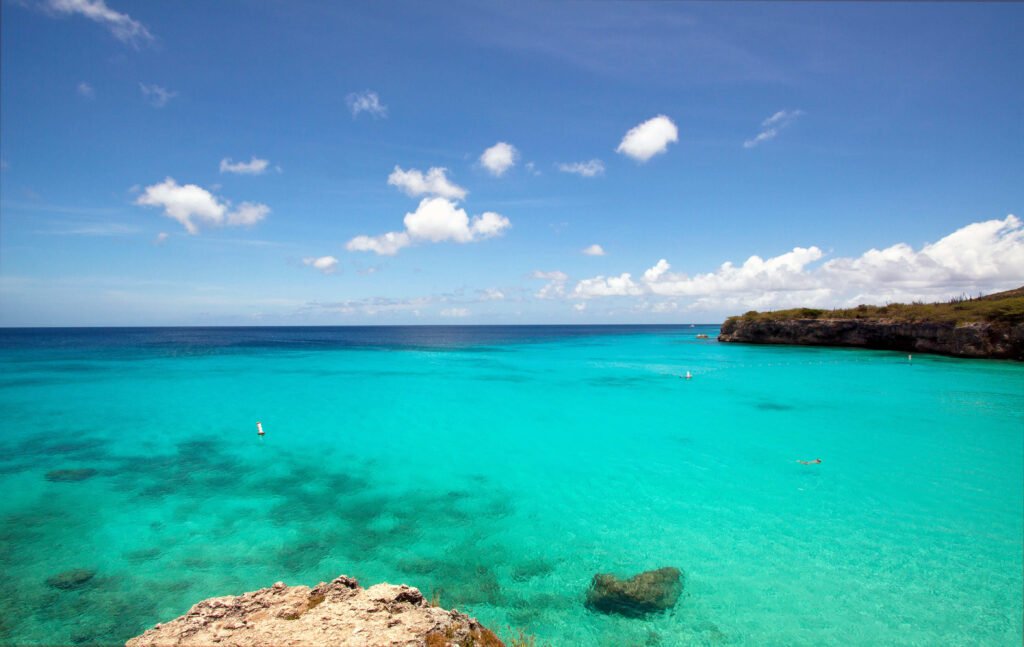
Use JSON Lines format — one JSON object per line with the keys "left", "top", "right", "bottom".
{"left": 126, "top": 576, "right": 503, "bottom": 647}
{"left": 718, "top": 318, "right": 1024, "bottom": 360}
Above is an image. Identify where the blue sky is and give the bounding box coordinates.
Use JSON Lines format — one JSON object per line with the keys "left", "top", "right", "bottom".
{"left": 1, "top": 0, "right": 1022, "bottom": 326}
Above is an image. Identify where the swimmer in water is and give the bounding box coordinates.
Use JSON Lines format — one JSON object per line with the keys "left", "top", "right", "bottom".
{"left": 797, "top": 458, "right": 822, "bottom": 465}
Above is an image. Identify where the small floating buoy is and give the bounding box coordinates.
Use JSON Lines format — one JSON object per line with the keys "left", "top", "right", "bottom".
{"left": 685, "top": 371, "right": 692, "bottom": 380}
{"left": 256, "top": 421, "right": 265, "bottom": 436}
{"left": 908, "top": 354, "right": 912, "bottom": 363}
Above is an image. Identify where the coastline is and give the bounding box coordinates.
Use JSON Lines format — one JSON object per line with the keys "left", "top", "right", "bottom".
{"left": 717, "top": 317, "right": 1024, "bottom": 360}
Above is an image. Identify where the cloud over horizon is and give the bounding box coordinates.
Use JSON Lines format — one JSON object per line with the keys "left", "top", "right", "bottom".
{"left": 570, "top": 216, "right": 1024, "bottom": 310}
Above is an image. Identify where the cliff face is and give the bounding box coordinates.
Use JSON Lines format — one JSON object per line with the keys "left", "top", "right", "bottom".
{"left": 718, "top": 318, "right": 1024, "bottom": 360}
{"left": 126, "top": 575, "right": 504, "bottom": 647}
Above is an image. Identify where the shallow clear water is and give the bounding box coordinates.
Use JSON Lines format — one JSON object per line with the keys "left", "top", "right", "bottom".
{"left": 1, "top": 326, "right": 1021, "bottom": 646}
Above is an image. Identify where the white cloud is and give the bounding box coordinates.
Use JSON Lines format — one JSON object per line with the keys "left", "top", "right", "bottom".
{"left": 480, "top": 142, "right": 518, "bottom": 176}
{"left": 643, "top": 259, "right": 670, "bottom": 282}
{"left": 346, "top": 90, "right": 387, "bottom": 118}
{"left": 345, "top": 232, "right": 411, "bottom": 256}
{"left": 135, "top": 178, "right": 270, "bottom": 234}
{"left": 154, "top": 232, "right": 169, "bottom": 244}
{"left": 616, "top": 115, "right": 678, "bottom": 162}
{"left": 573, "top": 302, "right": 587, "bottom": 312}
{"left": 220, "top": 157, "right": 270, "bottom": 175}
{"left": 744, "top": 109, "right": 803, "bottom": 149}
{"left": 479, "top": 287, "right": 505, "bottom": 301}
{"left": 303, "top": 256, "right": 339, "bottom": 274}
{"left": 525, "top": 162, "right": 541, "bottom": 176}
{"left": 582, "top": 244, "right": 606, "bottom": 256}
{"left": 569, "top": 215, "right": 1024, "bottom": 310}
{"left": 558, "top": 159, "right": 605, "bottom": 177}
{"left": 225, "top": 202, "right": 269, "bottom": 227}
{"left": 77, "top": 82, "right": 95, "bottom": 99}
{"left": 532, "top": 270, "right": 568, "bottom": 281}
{"left": 440, "top": 307, "right": 470, "bottom": 318}
{"left": 387, "top": 166, "right": 467, "bottom": 200}
{"left": 573, "top": 273, "right": 643, "bottom": 298}
{"left": 532, "top": 270, "right": 569, "bottom": 299}
{"left": 47, "top": 0, "right": 153, "bottom": 46}
{"left": 139, "top": 83, "right": 176, "bottom": 108}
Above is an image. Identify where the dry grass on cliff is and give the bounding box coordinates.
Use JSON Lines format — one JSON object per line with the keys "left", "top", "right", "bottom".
{"left": 730, "top": 286, "right": 1024, "bottom": 326}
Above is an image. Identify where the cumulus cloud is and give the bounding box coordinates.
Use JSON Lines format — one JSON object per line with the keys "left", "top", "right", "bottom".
{"left": 574, "top": 273, "right": 643, "bottom": 298}
{"left": 532, "top": 270, "right": 569, "bottom": 299}
{"left": 140, "top": 83, "right": 176, "bottom": 108}
{"left": 135, "top": 178, "right": 271, "bottom": 234}
{"left": 346, "top": 90, "right": 387, "bottom": 118}
{"left": 744, "top": 109, "right": 803, "bottom": 149}
{"left": 387, "top": 166, "right": 467, "bottom": 200}
{"left": 77, "top": 82, "right": 95, "bottom": 99}
{"left": 480, "top": 142, "right": 518, "bottom": 176}
{"left": 226, "top": 202, "right": 270, "bottom": 227}
{"left": 303, "top": 256, "right": 339, "bottom": 274}
{"left": 440, "top": 307, "right": 470, "bottom": 318}
{"left": 479, "top": 288, "right": 505, "bottom": 301}
{"left": 47, "top": 0, "right": 153, "bottom": 46}
{"left": 346, "top": 197, "right": 510, "bottom": 255}
{"left": 569, "top": 215, "right": 1024, "bottom": 310}
{"left": 616, "top": 115, "right": 678, "bottom": 162}
{"left": 345, "top": 232, "right": 411, "bottom": 256}
{"left": 220, "top": 157, "right": 270, "bottom": 175}
{"left": 558, "top": 159, "right": 605, "bottom": 177}
{"left": 582, "top": 244, "right": 606, "bottom": 256}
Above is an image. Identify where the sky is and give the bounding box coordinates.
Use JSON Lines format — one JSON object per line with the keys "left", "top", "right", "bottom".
{"left": 1, "top": 0, "right": 1022, "bottom": 326}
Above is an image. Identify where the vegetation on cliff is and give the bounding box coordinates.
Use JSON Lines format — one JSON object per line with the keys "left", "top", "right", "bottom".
{"left": 728, "top": 287, "right": 1024, "bottom": 326}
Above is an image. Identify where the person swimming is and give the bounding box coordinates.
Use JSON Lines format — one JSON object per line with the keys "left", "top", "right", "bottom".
{"left": 797, "top": 458, "right": 822, "bottom": 465}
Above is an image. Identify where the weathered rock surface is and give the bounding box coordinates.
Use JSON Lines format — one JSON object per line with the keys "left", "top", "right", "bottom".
{"left": 718, "top": 318, "right": 1024, "bottom": 360}
{"left": 585, "top": 567, "right": 683, "bottom": 618}
{"left": 126, "top": 575, "right": 504, "bottom": 647}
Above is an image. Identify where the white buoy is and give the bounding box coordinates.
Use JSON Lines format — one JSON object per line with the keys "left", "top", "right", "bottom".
{"left": 685, "top": 371, "right": 692, "bottom": 380}
{"left": 257, "top": 421, "right": 265, "bottom": 436}
{"left": 908, "top": 354, "right": 912, "bottom": 363}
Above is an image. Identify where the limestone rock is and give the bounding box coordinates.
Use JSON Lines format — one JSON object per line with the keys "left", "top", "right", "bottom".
{"left": 126, "top": 575, "right": 504, "bottom": 647}
{"left": 585, "top": 567, "right": 682, "bottom": 618}
{"left": 46, "top": 568, "right": 96, "bottom": 590}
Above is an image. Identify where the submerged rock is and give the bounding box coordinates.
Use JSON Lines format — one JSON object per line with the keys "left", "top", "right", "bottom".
{"left": 46, "top": 568, "right": 96, "bottom": 590}
{"left": 45, "top": 468, "right": 99, "bottom": 482}
{"left": 586, "top": 567, "right": 683, "bottom": 617}
{"left": 127, "top": 575, "right": 505, "bottom": 647}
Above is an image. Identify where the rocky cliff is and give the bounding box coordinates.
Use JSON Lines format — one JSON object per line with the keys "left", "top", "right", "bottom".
{"left": 126, "top": 575, "right": 504, "bottom": 647}
{"left": 718, "top": 318, "right": 1024, "bottom": 360}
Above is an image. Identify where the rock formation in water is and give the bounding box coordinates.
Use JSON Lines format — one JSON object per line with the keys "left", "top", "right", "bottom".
{"left": 718, "top": 318, "right": 1023, "bottom": 359}
{"left": 126, "top": 575, "right": 504, "bottom": 647}
{"left": 585, "top": 567, "right": 683, "bottom": 618}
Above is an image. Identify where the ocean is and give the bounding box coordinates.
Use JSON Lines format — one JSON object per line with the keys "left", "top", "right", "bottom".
{"left": 0, "top": 325, "right": 1021, "bottom": 645}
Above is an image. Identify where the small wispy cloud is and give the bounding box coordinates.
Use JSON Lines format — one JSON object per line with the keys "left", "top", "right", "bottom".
{"left": 140, "top": 83, "right": 177, "bottom": 108}
{"left": 616, "top": 115, "right": 678, "bottom": 162}
{"left": 582, "top": 244, "right": 606, "bottom": 256}
{"left": 558, "top": 159, "right": 605, "bottom": 177}
{"left": 220, "top": 157, "right": 270, "bottom": 175}
{"left": 76, "top": 82, "right": 95, "bottom": 99}
{"left": 440, "top": 307, "right": 470, "bottom": 318}
{"left": 303, "top": 256, "right": 339, "bottom": 274}
{"left": 743, "top": 109, "right": 804, "bottom": 148}
{"left": 387, "top": 166, "right": 467, "bottom": 200}
{"left": 46, "top": 0, "right": 154, "bottom": 47}
{"left": 346, "top": 90, "right": 387, "bottom": 118}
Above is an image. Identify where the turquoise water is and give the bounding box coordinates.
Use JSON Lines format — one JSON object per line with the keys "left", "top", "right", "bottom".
{"left": 0, "top": 326, "right": 1021, "bottom": 646}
